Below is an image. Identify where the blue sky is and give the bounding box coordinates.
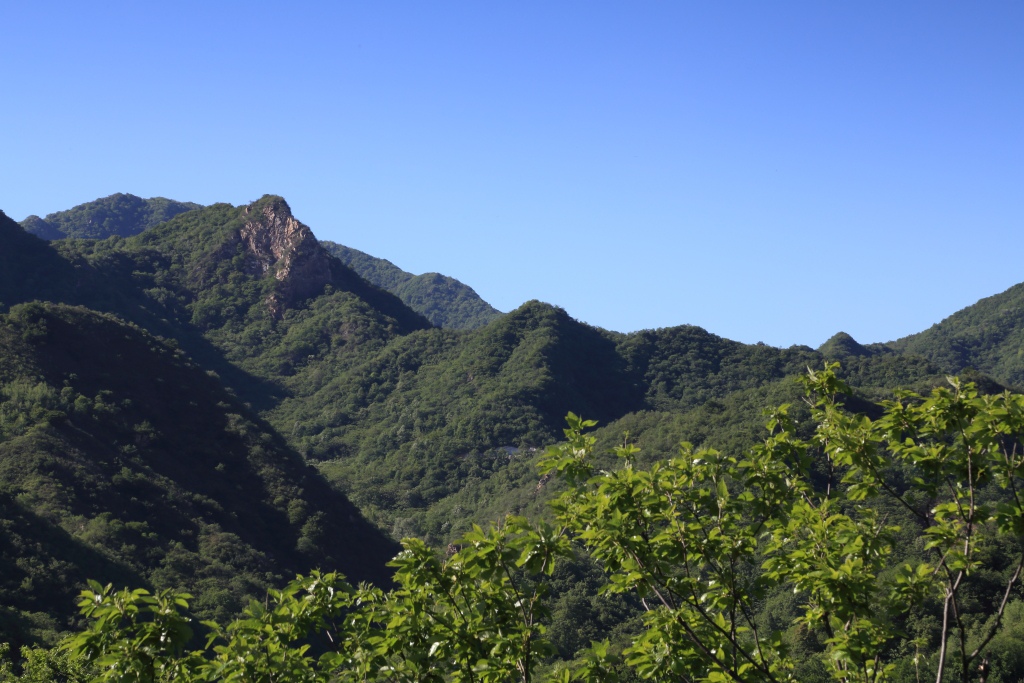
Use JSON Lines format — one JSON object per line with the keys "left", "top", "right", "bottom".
{"left": 2, "top": 2, "right": 1022, "bottom": 347}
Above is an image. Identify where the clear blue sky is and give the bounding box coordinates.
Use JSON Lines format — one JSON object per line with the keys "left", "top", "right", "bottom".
{"left": 2, "top": 2, "right": 1022, "bottom": 348}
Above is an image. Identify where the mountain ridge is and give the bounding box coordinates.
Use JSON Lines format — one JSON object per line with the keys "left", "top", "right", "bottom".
{"left": 888, "top": 282, "right": 1024, "bottom": 388}
{"left": 2, "top": 192, "right": 1024, "bottom": 654}
{"left": 321, "top": 241, "right": 503, "bottom": 330}
{"left": 20, "top": 193, "right": 202, "bottom": 240}
{"left": 19, "top": 193, "right": 502, "bottom": 331}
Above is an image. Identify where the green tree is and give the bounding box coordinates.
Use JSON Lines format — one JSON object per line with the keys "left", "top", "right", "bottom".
{"left": 52, "top": 366, "right": 1024, "bottom": 682}
{"left": 538, "top": 365, "right": 1024, "bottom": 682}
{"left": 61, "top": 521, "right": 569, "bottom": 683}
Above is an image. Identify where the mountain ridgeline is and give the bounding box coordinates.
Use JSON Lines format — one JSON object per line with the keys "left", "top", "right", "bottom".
{"left": 20, "top": 193, "right": 202, "bottom": 241}
{"left": 888, "top": 282, "right": 1024, "bottom": 387}
{"left": 321, "top": 242, "right": 503, "bottom": 330}
{"left": 19, "top": 193, "right": 503, "bottom": 331}
{"left": 1, "top": 193, "right": 1023, "bottom": 655}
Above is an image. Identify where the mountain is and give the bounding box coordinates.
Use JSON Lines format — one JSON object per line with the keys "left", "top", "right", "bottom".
{"left": 14, "top": 194, "right": 858, "bottom": 549}
{"left": 888, "top": 282, "right": 1024, "bottom": 389}
{"left": 384, "top": 320, "right": 950, "bottom": 544}
{"left": 20, "top": 193, "right": 202, "bottom": 241}
{"left": 2, "top": 191, "right": 1019, "bottom": 653}
{"left": 322, "top": 241, "right": 503, "bottom": 330}
{"left": 275, "top": 300, "right": 644, "bottom": 529}
{"left": 0, "top": 196, "right": 961, "bottom": 546}
{"left": 321, "top": 243, "right": 412, "bottom": 291}
{"left": 0, "top": 201, "right": 415, "bottom": 647}
{"left": 818, "top": 331, "right": 874, "bottom": 358}
{"left": 0, "top": 301, "right": 398, "bottom": 648}
{"left": 18, "top": 192, "right": 502, "bottom": 331}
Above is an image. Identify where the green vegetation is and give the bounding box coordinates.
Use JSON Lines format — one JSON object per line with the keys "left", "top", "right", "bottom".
{"left": 890, "top": 283, "right": 1024, "bottom": 389}
{"left": 536, "top": 368, "right": 1024, "bottom": 681}
{"left": 394, "top": 272, "right": 502, "bottom": 330}
{"left": 8, "top": 366, "right": 1024, "bottom": 681}
{"left": 0, "top": 211, "right": 79, "bottom": 310}
{"left": 16, "top": 189, "right": 503, "bottom": 332}
{"left": 321, "top": 243, "right": 413, "bottom": 291}
{"left": 20, "top": 194, "right": 201, "bottom": 241}
{"left": 5, "top": 192, "right": 1024, "bottom": 676}
{"left": 0, "top": 301, "right": 397, "bottom": 650}
{"left": 322, "top": 241, "right": 503, "bottom": 330}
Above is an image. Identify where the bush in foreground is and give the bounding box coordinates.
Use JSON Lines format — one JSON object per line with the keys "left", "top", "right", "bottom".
{"left": 5, "top": 365, "right": 1024, "bottom": 682}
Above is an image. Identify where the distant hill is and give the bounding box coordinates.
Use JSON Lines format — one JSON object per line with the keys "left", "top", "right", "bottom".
{"left": 20, "top": 193, "right": 202, "bottom": 240}
{"left": 818, "top": 331, "right": 875, "bottom": 359}
{"left": 888, "top": 282, "right": 1024, "bottom": 388}
{"left": 322, "top": 241, "right": 503, "bottom": 330}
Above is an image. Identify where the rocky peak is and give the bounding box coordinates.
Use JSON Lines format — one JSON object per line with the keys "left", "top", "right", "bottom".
{"left": 238, "top": 196, "right": 335, "bottom": 315}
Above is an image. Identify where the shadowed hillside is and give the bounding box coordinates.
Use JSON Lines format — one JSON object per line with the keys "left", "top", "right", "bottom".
{"left": 0, "top": 302, "right": 399, "bottom": 648}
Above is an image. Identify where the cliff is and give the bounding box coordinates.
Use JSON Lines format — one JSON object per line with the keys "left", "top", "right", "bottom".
{"left": 238, "top": 197, "right": 335, "bottom": 315}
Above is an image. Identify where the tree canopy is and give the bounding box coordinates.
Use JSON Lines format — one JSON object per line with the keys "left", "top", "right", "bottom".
{"left": 5, "top": 366, "right": 1023, "bottom": 682}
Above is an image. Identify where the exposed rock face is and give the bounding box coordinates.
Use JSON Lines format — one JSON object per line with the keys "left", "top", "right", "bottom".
{"left": 238, "top": 197, "right": 335, "bottom": 316}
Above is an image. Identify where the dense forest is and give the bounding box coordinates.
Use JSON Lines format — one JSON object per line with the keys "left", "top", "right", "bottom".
{"left": 2, "top": 194, "right": 1024, "bottom": 680}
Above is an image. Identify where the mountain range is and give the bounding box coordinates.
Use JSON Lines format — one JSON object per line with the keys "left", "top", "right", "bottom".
{"left": 2, "top": 192, "right": 1023, "bottom": 652}
{"left": 20, "top": 194, "right": 502, "bottom": 330}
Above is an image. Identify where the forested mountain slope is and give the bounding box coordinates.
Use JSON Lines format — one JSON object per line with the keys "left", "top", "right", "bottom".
{"left": 0, "top": 301, "right": 397, "bottom": 650}
{"left": 0, "top": 196, "right": 975, "bottom": 546}
{"left": 284, "top": 299, "right": 956, "bottom": 540}
{"left": 322, "top": 241, "right": 503, "bottom": 329}
{"left": 0, "top": 201, "right": 418, "bottom": 647}
{"left": 0, "top": 210, "right": 80, "bottom": 308}
{"left": 276, "top": 300, "right": 642, "bottom": 527}
{"left": 889, "top": 281, "right": 1024, "bottom": 388}
{"left": 15, "top": 190, "right": 502, "bottom": 331}
{"left": 404, "top": 341, "right": 953, "bottom": 544}
{"left": 20, "top": 193, "right": 202, "bottom": 240}
{"left": 3, "top": 191, "right": 1022, "bottom": 659}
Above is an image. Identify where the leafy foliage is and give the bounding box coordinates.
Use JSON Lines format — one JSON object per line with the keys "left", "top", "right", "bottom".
{"left": 54, "top": 517, "right": 569, "bottom": 683}
{"left": 537, "top": 368, "right": 1024, "bottom": 681}
{"left": 16, "top": 366, "right": 1024, "bottom": 682}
